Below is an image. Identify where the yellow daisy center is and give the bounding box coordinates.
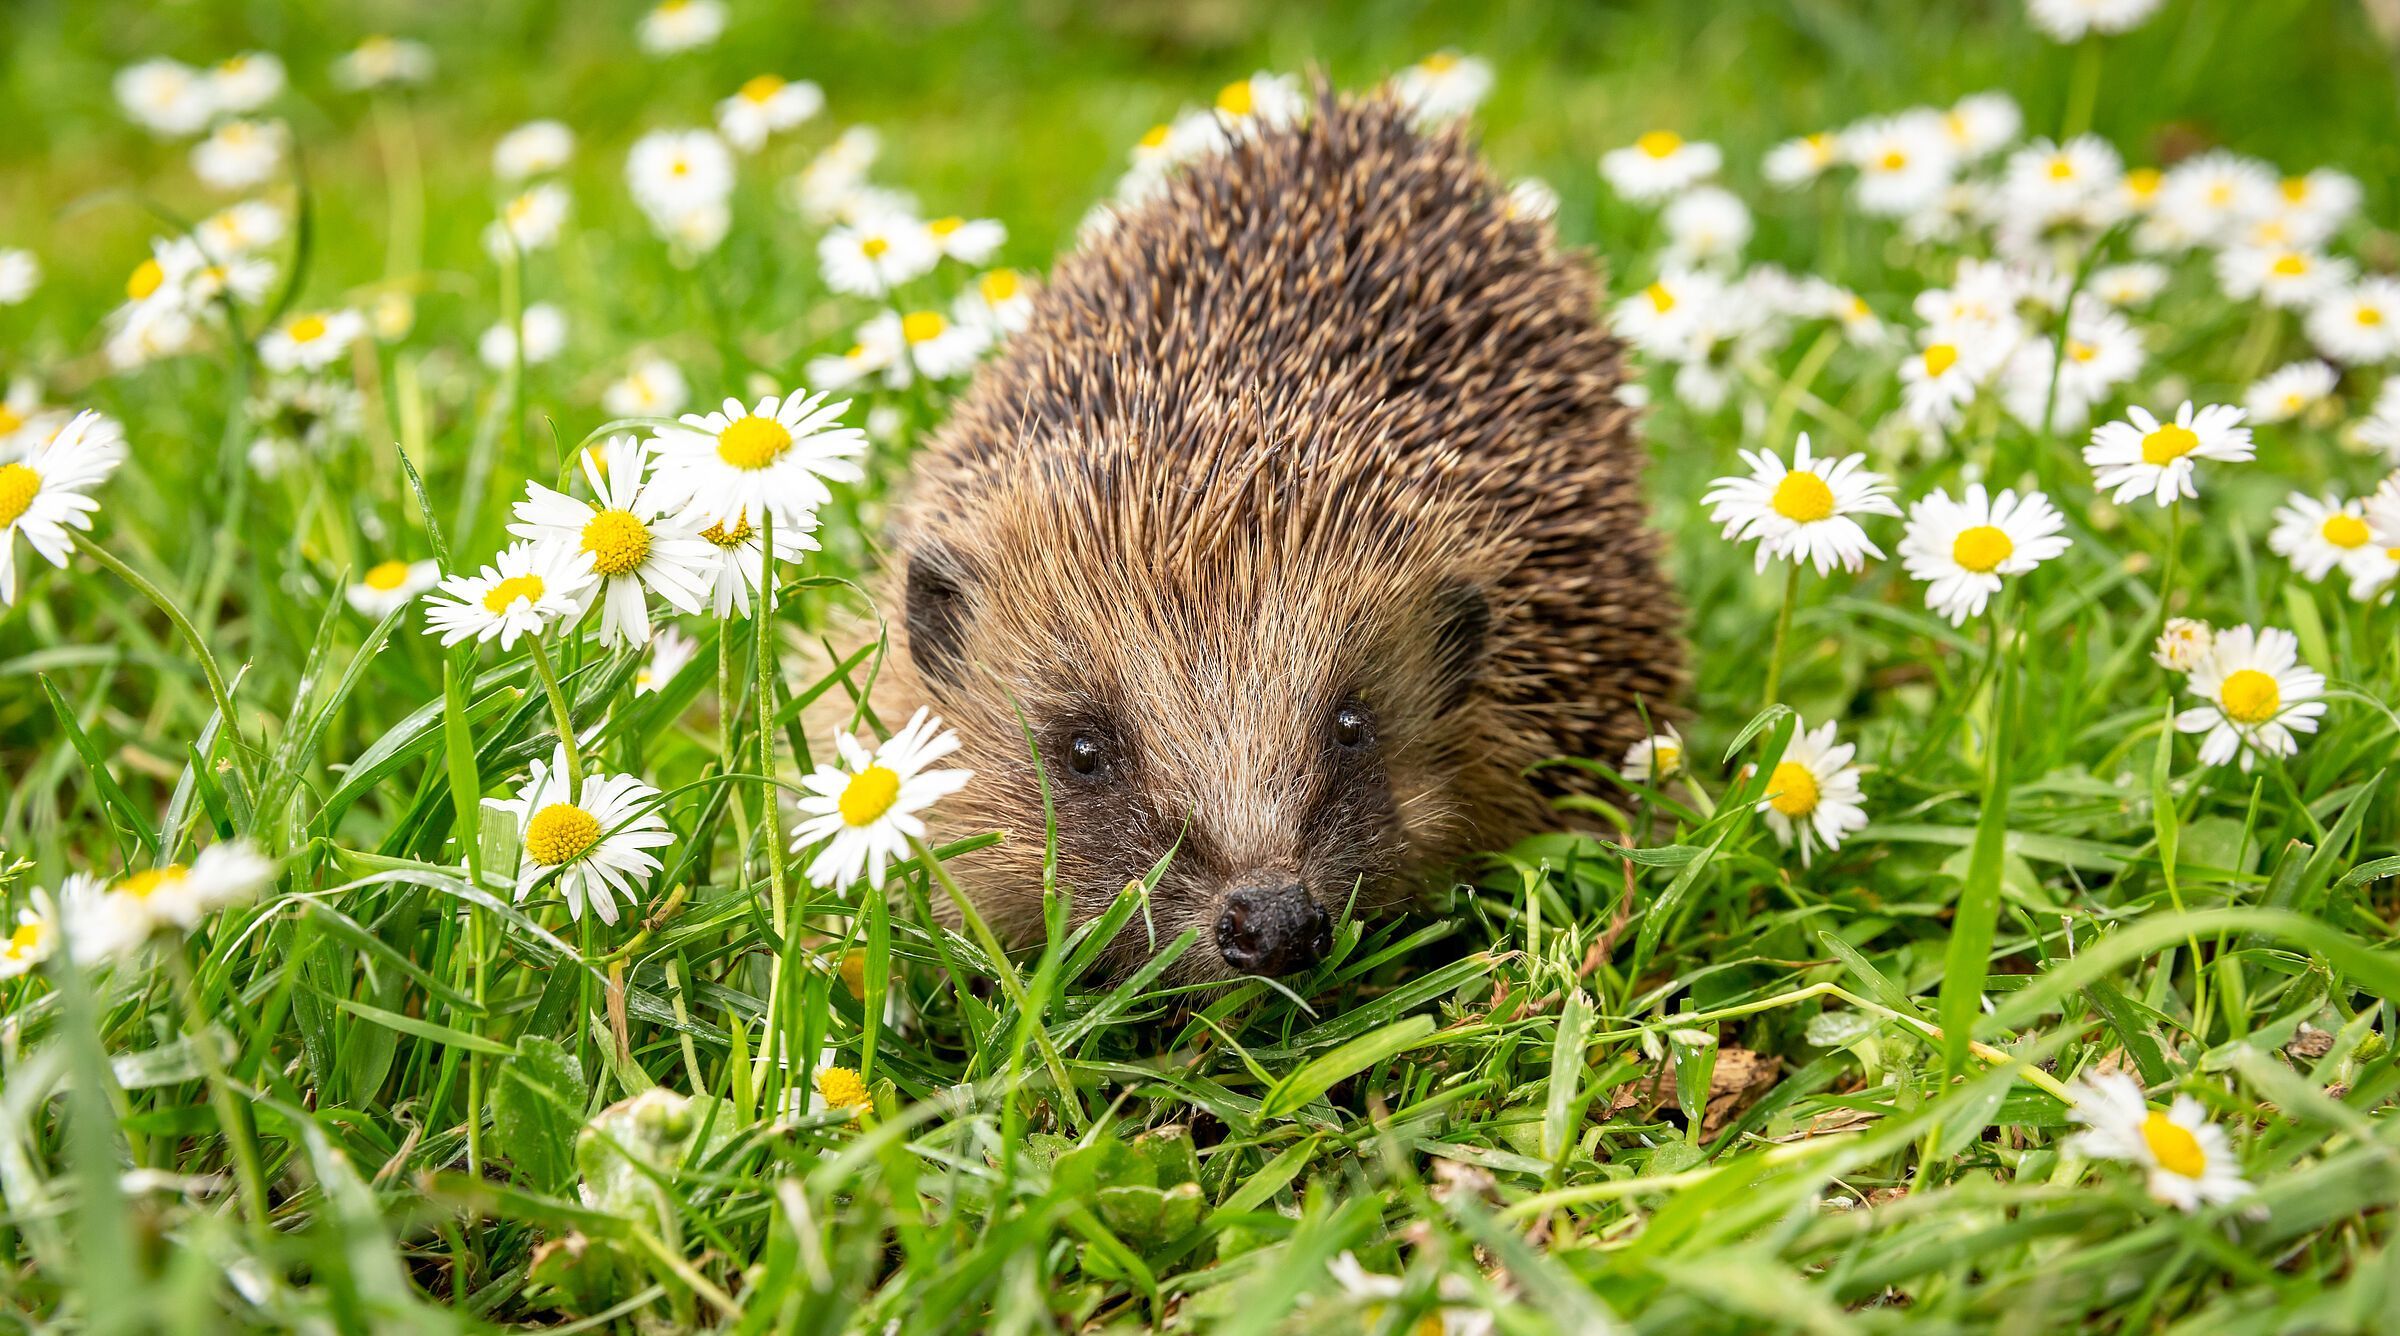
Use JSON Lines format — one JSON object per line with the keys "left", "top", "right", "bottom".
{"left": 581, "top": 509, "right": 652, "bottom": 577}
{"left": 928, "top": 216, "right": 964, "bottom": 237}
{"left": 741, "top": 74, "right": 785, "bottom": 103}
{"left": 815, "top": 1064, "right": 868, "bottom": 1111}
{"left": 902, "top": 310, "right": 947, "bottom": 343}
{"left": 287, "top": 313, "right": 329, "bottom": 343}
{"left": 979, "top": 269, "right": 1021, "bottom": 303}
{"left": 1951, "top": 524, "right": 2014, "bottom": 574}
{"left": 127, "top": 258, "right": 165, "bottom": 300}
{"left": 1138, "top": 123, "right": 1171, "bottom": 150}
{"left": 2139, "top": 423, "right": 2200, "bottom": 465}
{"left": 838, "top": 764, "right": 902, "bottom": 827}
{"left": 2068, "top": 339, "right": 2099, "bottom": 363}
{"left": 2358, "top": 305, "right": 2385, "bottom": 327}
{"left": 6, "top": 919, "right": 41, "bottom": 957}
{"left": 700, "top": 516, "right": 753, "bottom": 548}
{"left": 1770, "top": 471, "right": 1836, "bottom": 524}
{"left": 2126, "top": 167, "right": 2161, "bottom": 199}
{"left": 524, "top": 802, "right": 602, "bottom": 866}
{"left": 2322, "top": 514, "right": 2370, "bottom": 549}
{"left": 481, "top": 572, "right": 546, "bottom": 614}
{"left": 0, "top": 463, "right": 42, "bottom": 528}
{"left": 2269, "top": 252, "right": 2309, "bottom": 278}
{"left": 364, "top": 559, "right": 413, "bottom": 591}
{"left": 1877, "top": 148, "right": 1908, "bottom": 172}
{"left": 1923, "top": 343, "right": 1959, "bottom": 377}
{"left": 121, "top": 865, "right": 190, "bottom": 900}
{"left": 1216, "top": 80, "right": 1256, "bottom": 117}
{"left": 0, "top": 405, "right": 20, "bottom": 434}
{"left": 2279, "top": 176, "right": 2309, "bottom": 203}
{"left": 2218, "top": 668, "right": 2281, "bottom": 726}
{"left": 1421, "top": 52, "right": 1461, "bottom": 73}
{"left": 1645, "top": 282, "right": 1676, "bottom": 314}
{"left": 859, "top": 234, "right": 890, "bottom": 260}
{"left": 1767, "top": 761, "right": 1820, "bottom": 818}
{"left": 2140, "top": 1111, "right": 2208, "bottom": 1179}
{"left": 716, "top": 414, "right": 793, "bottom": 470}
{"left": 1651, "top": 742, "right": 1683, "bottom": 777}
{"left": 2047, "top": 155, "right": 2076, "bottom": 181}
{"left": 1636, "top": 130, "right": 1683, "bottom": 159}
{"left": 2207, "top": 182, "right": 2233, "bottom": 206}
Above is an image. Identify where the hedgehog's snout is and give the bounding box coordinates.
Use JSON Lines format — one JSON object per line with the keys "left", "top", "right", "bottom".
{"left": 1213, "top": 875, "right": 1331, "bottom": 977}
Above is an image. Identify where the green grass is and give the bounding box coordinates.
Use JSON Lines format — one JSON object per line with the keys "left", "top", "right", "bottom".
{"left": 4, "top": 0, "right": 2400, "bottom": 1330}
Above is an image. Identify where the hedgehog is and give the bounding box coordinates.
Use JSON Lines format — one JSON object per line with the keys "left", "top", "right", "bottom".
{"left": 861, "top": 89, "right": 1683, "bottom": 984}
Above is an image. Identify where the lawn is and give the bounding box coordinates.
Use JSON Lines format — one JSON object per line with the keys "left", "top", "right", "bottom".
{"left": 3, "top": 0, "right": 2399, "bottom": 1330}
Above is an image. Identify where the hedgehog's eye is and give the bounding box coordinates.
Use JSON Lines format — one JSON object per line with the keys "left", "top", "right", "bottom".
{"left": 1066, "top": 733, "right": 1109, "bottom": 779}
{"left": 1332, "top": 702, "right": 1373, "bottom": 749}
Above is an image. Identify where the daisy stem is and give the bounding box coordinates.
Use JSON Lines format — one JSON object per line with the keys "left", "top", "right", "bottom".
{"left": 169, "top": 947, "right": 273, "bottom": 1248}
{"left": 526, "top": 632, "right": 582, "bottom": 796}
{"left": 1762, "top": 562, "right": 1803, "bottom": 710}
{"left": 2062, "top": 38, "right": 2103, "bottom": 140}
{"left": 71, "top": 533, "right": 248, "bottom": 787}
{"left": 2154, "top": 500, "right": 2183, "bottom": 637}
{"left": 756, "top": 508, "right": 800, "bottom": 1115}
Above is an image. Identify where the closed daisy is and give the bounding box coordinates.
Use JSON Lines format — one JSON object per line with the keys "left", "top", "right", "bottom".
{"left": 2084, "top": 402, "right": 2253, "bottom": 507}
{"left": 1754, "top": 717, "right": 1869, "bottom": 865}
{"left": 2066, "top": 1070, "right": 2253, "bottom": 1214}
{"left": 635, "top": 624, "right": 699, "bottom": 696}
{"left": 423, "top": 540, "right": 593, "bottom": 650}
{"left": 716, "top": 74, "right": 823, "bottom": 152}
{"left": 487, "top": 747, "right": 672, "bottom": 925}
{"left": 345, "top": 558, "right": 440, "bottom": 617}
{"left": 258, "top": 309, "right": 365, "bottom": 374}
{"left": 1704, "top": 432, "right": 1901, "bottom": 575}
{"left": 1898, "top": 485, "right": 2070, "bottom": 625}
{"left": 2, "top": 411, "right": 127, "bottom": 605}
{"left": 2174, "top": 624, "right": 2326, "bottom": 770}
{"left": 2152, "top": 617, "right": 2214, "bottom": 673}
{"left": 790, "top": 708, "right": 973, "bottom": 892}
{"left": 508, "top": 435, "right": 713, "bottom": 647}
{"left": 647, "top": 389, "right": 867, "bottom": 528}
{"left": 1601, "top": 130, "right": 1720, "bottom": 202}
{"left": 819, "top": 216, "right": 940, "bottom": 297}
{"left": 1622, "top": 724, "right": 1686, "bottom": 784}
{"left": 691, "top": 507, "right": 819, "bottom": 618}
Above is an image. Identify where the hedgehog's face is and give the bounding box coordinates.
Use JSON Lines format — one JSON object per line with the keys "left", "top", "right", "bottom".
{"left": 900, "top": 530, "right": 1491, "bottom": 984}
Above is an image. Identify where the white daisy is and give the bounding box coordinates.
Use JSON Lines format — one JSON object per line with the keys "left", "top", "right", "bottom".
{"left": 923, "top": 215, "right": 1006, "bottom": 266}
{"left": 716, "top": 74, "right": 823, "bottom": 152}
{"left": 2359, "top": 382, "right": 2400, "bottom": 463}
{"left": 2216, "top": 246, "right": 2351, "bottom": 310}
{"left": 2027, "top": 0, "right": 2164, "bottom": 41}
{"left": 1703, "top": 432, "right": 1900, "bottom": 575}
{"left": 1622, "top": 724, "right": 1686, "bottom": 784}
{"left": 0, "top": 893, "right": 55, "bottom": 979}
{"left": 804, "top": 335, "right": 899, "bottom": 394}
{"left": 1898, "top": 486, "right": 2070, "bottom": 625}
{"left": 635, "top": 624, "right": 699, "bottom": 696}
{"left": 648, "top": 390, "right": 866, "bottom": 529}
{"left": 2372, "top": 474, "right": 2400, "bottom": 548}
{"left": 115, "top": 58, "right": 215, "bottom": 135}
{"left": 2156, "top": 151, "right": 2277, "bottom": 247}
{"left": 2175, "top": 624, "right": 2326, "bottom": 770}
{"left": 345, "top": 557, "right": 440, "bottom": 617}
{"left": 1660, "top": 187, "right": 1751, "bottom": 267}
{"left": 2091, "top": 261, "right": 2168, "bottom": 307}
{"left": 423, "top": 540, "right": 594, "bottom": 650}
{"left": 1940, "top": 91, "right": 2023, "bottom": 160}
{"left": 0, "top": 379, "right": 47, "bottom": 454}
{"left": 2305, "top": 279, "right": 2400, "bottom": 365}
{"left": 625, "top": 128, "right": 735, "bottom": 221}
{"left": 789, "top": 708, "right": 973, "bottom": 892}
{"left": 954, "top": 268, "right": 1034, "bottom": 338}
{"left": 1600, "top": 130, "right": 1721, "bottom": 202}
{"left": 2153, "top": 617, "right": 2215, "bottom": 673}
{"left": 191, "top": 119, "right": 286, "bottom": 191}
{"left": 198, "top": 200, "right": 287, "bottom": 257}
{"left": 2244, "top": 360, "right": 2337, "bottom": 425}
{"left": 0, "top": 250, "right": 40, "bottom": 306}
{"left": 1391, "top": 51, "right": 1493, "bottom": 125}
{"left": 2066, "top": 1070, "right": 2254, "bottom": 1213}
{"left": 1997, "top": 135, "right": 2121, "bottom": 229}
{"left": 332, "top": 36, "right": 435, "bottom": 90}
{"left": 1841, "top": 112, "right": 1956, "bottom": 217}
{"left": 818, "top": 215, "right": 941, "bottom": 298}
{"left": 1212, "top": 71, "right": 1306, "bottom": 136}
{"left": 2342, "top": 542, "right": 2399, "bottom": 602}
{"left": 1, "top": 412, "right": 126, "bottom": 605}
{"left": 2084, "top": 402, "right": 2253, "bottom": 507}
{"left": 67, "top": 843, "right": 276, "bottom": 963}
{"left": 486, "top": 747, "right": 673, "bottom": 925}
{"left": 1763, "top": 131, "right": 1838, "bottom": 187}
{"left": 494, "top": 120, "right": 575, "bottom": 181}
{"left": 791, "top": 126, "right": 886, "bottom": 225}
{"left": 1323, "top": 1252, "right": 1495, "bottom": 1336}
{"left": 637, "top": 0, "right": 726, "bottom": 54}
{"left": 508, "top": 435, "right": 713, "bottom": 648}
{"left": 478, "top": 303, "right": 568, "bottom": 370}
{"left": 1900, "top": 336, "right": 1998, "bottom": 432}
{"left": 258, "top": 309, "right": 364, "bottom": 374}
{"left": 2267, "top": 493, "right": 2376, "bottom": 583}
{"left": 2003, "top": 304, "right": 2144, "bottom": 431}
{"left": 602, "top": 355, "right": 690, "bottom": 420}
{"left": 1610, "top": 266, "right": 1725, "bottom": 360}
{"left": 875, "top": 308, "right": 989, "bottom": 381}
{"left": 2269, "top": 169, "right": 2362, "bottom": 245}
{"left": 1754, "top": 717, "right": 1868, "bottom": 866}
{"left": 484, "top": 182, "right": 572, "bottom": 258}
{"left": 1503, "top": 176, "right": 1560, "bottom": 223}
{"left": 209, "top": 52, "right": 285, "bottom": 113}
{"left": 690, "top": 507, "right": 819, "bottom": 618}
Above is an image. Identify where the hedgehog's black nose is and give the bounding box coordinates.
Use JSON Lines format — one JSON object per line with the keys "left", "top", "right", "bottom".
{"left": 1215, "top": 878, "right": 1331, "bottom": 977}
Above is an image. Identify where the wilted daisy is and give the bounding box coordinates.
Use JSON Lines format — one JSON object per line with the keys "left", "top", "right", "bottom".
{"left": 1763, "top": 131, "right": 1839, "bottom": 187}
{"left": 691, "top": 507, "right": 819, "bottom": 618}
{"left": 648, "top": 390, "right": 867, "bottom": 527}
{"left": 191, "top": 119, "right": 285, "bottom": 191}
{"left": 2268, "top": 493, "right": 2378, "bottom": 584}
{"left": 423, "top": 540, "right": 593, "bottom": 650}
{"left": 210, "top": 52, "right": 285, "bottom": 113}
{"left": 0, "top": 893, "right": 55, "bottom": 979}
{"left": 2153, "top": 618, "right": 2214, "bottom": 672}
{"left": 1622, "top": 724, "right": 1686, "bottom": 784}
{"left": 1213, "top": 71, "right": 1306, "bottom": 135}
{"left": 0, "top": 249, "right": 40, "bottom": 306}
{"left": 494, "top": 120, "right": 574, "bottom": 181}
{"left": 484, "top": 183, "right": 572, "bottom": 258}
{"left": 635, "top": 624, "right": 699, "bottom": 696}
{"left": 332, "top": 35, "right": 435, "bottom": 90}
{"left": 479, "top": 303, "right": 568, "bottom": 370}
{"left": 1391, "top": 51, "right": 1493, "bottom": 125}
{"left": 637, "top": 0, "right": 726, "bottom": 55}
{"left": 2027, "top": 0, "right": 2163, "bottom": 42}
{"left": 1600, "top": 130, "right": 1720, "bottom": 202}
{"left": 1898, "top": 486, "right": 2070, "bottom": 624}
{"left": 509, "top": 436, "right": 712, "bottom": 647}
{"left": 1705, "top": 433, "right": 1900, "bottom": 575}
{"left": 345, "top": 558, "right": 440, "bottom": 617}
{"left": 1755, "top": 717, "right": 1869, "bottom": 865}
{"left": 115, "top": 58, "right": 215, "bottom": 135}
{"left": 2216, "top": 246, "right": 2350, "bottom": 310}
{"left": 2244, "top": 360, "right": 2337, "bottom": 425}
{"left": 258, "top": 309, "right": 364, "bottom": 374}
{"left": 2084, "top": 402, "right": 2253, "bottom": 507}
{"left": 2066, "top": 1070, "right": 2253, "bottom": 1213}
{"left": 2305, "top": 279, "right": 2400, "bottom": 365}
{"left": 790, "top": 708, "right": 973, "bottom": 892}
{"left": 818, "top": 216, "right": 940, "bottom": 297}
{"left": 924, "top": 215, "right": 1006, "bottom": 266}
{"left": 602, "top": 355, "right": 690, "bottom": 420}
{"left": 1660, "top": 186, "right": 1751, "bottom": 266}
{"left": 2, "top": 412, "right": 126, "bottom": 605}
{"left": 487, "top": 747, "right": 672, "bottom": 925}
{"left": 2175, "top": 624, "right": 2326, "bottom": 770}
{"left": 716, "top": 74, "right": 823, "bottom": 152}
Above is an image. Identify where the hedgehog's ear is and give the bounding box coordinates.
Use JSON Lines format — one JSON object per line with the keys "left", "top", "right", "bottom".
{"left": 905, "top": 541, "right": 974, "bottom": 688}
{"left": 1427, "top": 579, "right": 1489, "bottom": 713}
